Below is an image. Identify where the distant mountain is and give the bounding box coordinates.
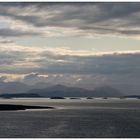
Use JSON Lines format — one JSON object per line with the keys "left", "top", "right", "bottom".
{"left": 122, "top": 95, "right": 140, "bottom": 99}
{"left": 0, "top": 81, "right": 31, "bottom": 94}
{"left": 28, "top": 84, "right": 89, "bottom": 97}
{"left": 28, "top": 84, "right": 123, "bottom": 97}
{"left": 0, "top": 81, "right": 123, "bottom": 97}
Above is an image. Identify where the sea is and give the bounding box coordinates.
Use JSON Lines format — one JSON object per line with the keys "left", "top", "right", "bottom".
{"left": 0, "top": 97, "right": 140, "bottom": 138}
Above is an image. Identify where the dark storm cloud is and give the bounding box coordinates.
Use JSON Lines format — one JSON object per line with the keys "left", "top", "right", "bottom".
{"left": 0, "top": 3, "right": 140, "bottom": 37}
{"left": 0, "top": 47, "right": 139, "bottom": 76}
{"left": 35, "top": 53, "right": 140, "bottom": 75}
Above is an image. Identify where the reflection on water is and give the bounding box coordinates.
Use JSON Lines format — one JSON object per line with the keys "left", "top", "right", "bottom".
{"left": 0, "top": 97, "right": 140, "bottom": 109}
{"left": 0, "top": 98, "right": 140, "bottom": 138}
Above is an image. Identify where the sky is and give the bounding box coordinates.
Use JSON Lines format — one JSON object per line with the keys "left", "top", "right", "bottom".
{"left": 0, "top": 2, "right": 140, "bottom": 94}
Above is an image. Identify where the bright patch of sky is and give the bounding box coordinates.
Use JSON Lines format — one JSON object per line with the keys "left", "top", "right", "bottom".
{"left": 16, "top": 36, "right": 140, "bottom": 53}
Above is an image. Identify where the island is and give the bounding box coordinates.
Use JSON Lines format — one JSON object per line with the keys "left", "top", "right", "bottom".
{"left": 50, "top": 97, "right": 65, "bottom": 99}
{"left": 87, "top": 97, "right": 93, "bottom": 99}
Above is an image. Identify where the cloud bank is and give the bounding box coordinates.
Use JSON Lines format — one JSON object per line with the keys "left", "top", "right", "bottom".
{"left": 0, "top": 3, "right": 140, "bottom": 38}
{"left": 0, "top": 41, "right": 139, "bottom": 94}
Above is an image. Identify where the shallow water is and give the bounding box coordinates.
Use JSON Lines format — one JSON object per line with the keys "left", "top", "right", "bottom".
{"left": 0, "top": 98, "right": 140, "bottom": 138}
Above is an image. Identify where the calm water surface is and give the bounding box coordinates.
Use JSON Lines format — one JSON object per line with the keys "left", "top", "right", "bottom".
{"left": 0, "top": 98, "right": 140, "bottom": 138}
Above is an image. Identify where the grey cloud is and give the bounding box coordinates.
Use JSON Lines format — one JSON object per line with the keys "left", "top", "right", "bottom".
{"left": 0, "top": 3, "right": 140, "bottom": 37}
{"left": 23, "top": 72, "right": 47, "bottom": 85}
{"left": 22, "top": 72, "right": 83, "bottom": 87}
{"left": 0, "top": 49, "right": 139, "bottom": 75}
{"left": 0, "top": 47, "right": 35, "bottom": 66}
{"left": 0, "top": 48, "right": 140, "bottom": 76}
{"left": 0, "top": 39, "right": 14, "bottom": 44}
{"left": 0, "top": 28, "right": 41, "bottom": 37}
{"left": 24, "top": 72, "right": 39, "bottom": 79}
{"left": 0, "top": 53, "right": 22, "bottom": 65}
{"left": 0, "top": 50, "right": 139, "bottom": 95}
{"left": 0, "top": 76, "right": 7, "bottom": 82}
{"left": 12, "top": 52, "right": 139, "bottom": 75}
{"left": 33, "top": 52, "right": 140, "bottom": 75}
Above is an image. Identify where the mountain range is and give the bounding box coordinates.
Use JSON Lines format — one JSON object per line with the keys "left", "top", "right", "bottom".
{"left": 28, "top": 84, "right": 123, "bottom": 97}
{"left": 0, "top": 81, "right": 123, "bottom": 97}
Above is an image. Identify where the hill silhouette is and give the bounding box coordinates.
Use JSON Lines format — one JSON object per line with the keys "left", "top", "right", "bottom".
{"left": 28, "top": 84, "right": 123, "bottom": 97}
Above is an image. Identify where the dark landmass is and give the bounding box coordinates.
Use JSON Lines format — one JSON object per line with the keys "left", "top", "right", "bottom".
{"left": 50, "top": 97, "right": 65, "bottom": 99}
{"left": 0, "top": 93, "right": 42, "bottom": 98}
{"left": 103, "top": 97, "right": 108, "bottom": 99}
{"left": 70, "top": 97, "right": 80, "bottom": 99}
{"left": 0, "top": 104, "right": 54, "bottom": 111}
{"left": 122, "top": 95, "right": 140, "bottom": 99}
{"left": 28, "top": 85, "right": 123, "bottom": 97}
{"left": 87, "top": 97, "right": 93, "bottom": 99}
{"left": 0, "top": 85, "right": 123, "bottom": 98}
